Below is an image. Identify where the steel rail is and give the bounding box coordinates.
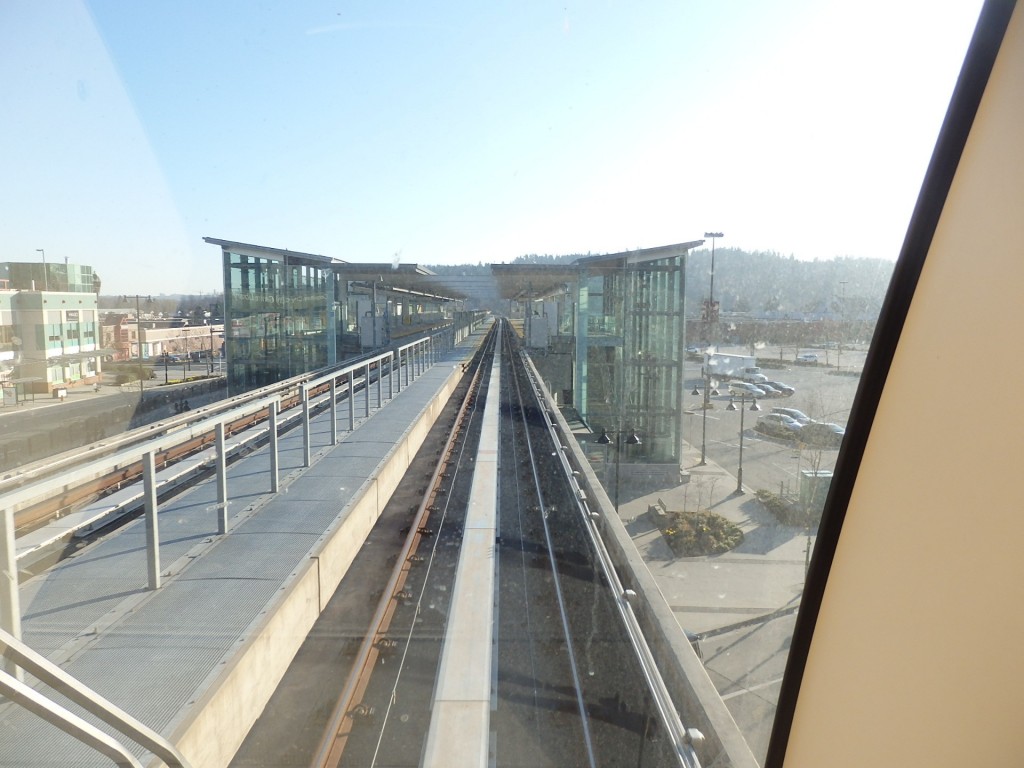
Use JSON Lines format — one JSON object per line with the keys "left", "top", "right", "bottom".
{"left": 497, "top": 322, "right": 545, "bottom": 736}
{"left": 310, "top": 326, "right": 495, "bottom": 768}
{"left": 504, "top": 322, "right": 599, "bottom": 768}
{"left": 368, "top": 325, "right": 500, "bottom": 767}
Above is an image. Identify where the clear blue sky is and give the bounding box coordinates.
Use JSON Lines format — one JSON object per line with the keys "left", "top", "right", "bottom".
{"left": 2, "top": 1, "right": 984, "bottom": 295}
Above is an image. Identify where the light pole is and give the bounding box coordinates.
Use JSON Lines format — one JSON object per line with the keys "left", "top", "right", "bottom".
{"left": 703, "top": 232, "right": 723, "bottom": 344}
{"left": 837, "top": 280, "right": 848, "bottom": 372}
{"left": 726, "top": 394, "right": 760, "bottom": 493}
{"left": 596, "top": 428, "right": 642, "bottom": 511}
{"left": 122, "top": 295, "right": 151, "bottom": 398}
{"left": 692, "top": 373, "right": 720, "bottom": 466}
{"left": 36, "top": 249, "right": 48, "bottom": 291}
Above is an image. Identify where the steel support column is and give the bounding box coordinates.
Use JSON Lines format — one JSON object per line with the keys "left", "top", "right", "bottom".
{"left": 348, "top": 374, "right": 355, "bottom": 430}
{"left": 269, "top": 400, "right": 280, "bottom": 493}
{"left": 142, "top": 452, "right": 161, "bottom": 590}
{"left": 302, "top": 386, "right": 311, "bottom": 467}
{"left": 377, "top": 361, "right": 383, "bottom": 409}
{"left": 364, "top": 364, "right": 370, "bottom": 418}
{"left": 388, "top": 352, "right": 395, "bottom": 399}
{"left": 330, "top": 379, "right": 338, "bottom": 445}
{"left": 1, "top": 509, "right": 21, "bottom": 678}
{"left": 215, "top": 422, "right": 227, "bottom": 532}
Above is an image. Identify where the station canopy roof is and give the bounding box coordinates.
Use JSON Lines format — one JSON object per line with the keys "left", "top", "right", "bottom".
{"left": 205, "top": 237, "right": 703, "bottom": 306}
{"left": 490, "top": 241, "right": 704, "bottom": 301}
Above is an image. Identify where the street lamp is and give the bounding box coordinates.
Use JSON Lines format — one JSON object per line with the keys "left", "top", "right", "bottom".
{"left": 36, "top": 249, "right": 48, "bottom": 292}
{"left": 725, "top": 394, "right": 760, "bottom": 494}
{"left": 703, "top": 232, "right": 723, "bottom": 343}
{"left": 596, "top": 428, "right": 642, "bottom": 511}
{"left": 692, "top": 372, "right": 720, "bottom": 466}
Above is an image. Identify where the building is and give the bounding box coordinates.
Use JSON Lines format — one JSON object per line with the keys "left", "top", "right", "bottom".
{"left": 0, "top": 262, "right": 105, "bottom": 399}
{"left": 492, "top": 242, "right": 697, "bottom": 487}
{"left": 205, "top": 238, "right": 466, "bottom": 394}
{"left": 102, "top": 312, "right": 224, "bottom": 365}
{"left": 206, "top": 237, "right": 696, "bottom": 485}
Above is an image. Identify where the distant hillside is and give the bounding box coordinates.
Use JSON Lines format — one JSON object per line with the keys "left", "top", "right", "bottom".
{"left": 424, "top": 248, "right": 894, "bottom": 321}
{"left": 686, "top": 249, "right": 894, "bottom": 321}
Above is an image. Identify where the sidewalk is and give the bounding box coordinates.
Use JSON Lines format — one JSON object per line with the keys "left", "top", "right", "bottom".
{"left": 613, "top": 442, "right": 811, "bottom": 636}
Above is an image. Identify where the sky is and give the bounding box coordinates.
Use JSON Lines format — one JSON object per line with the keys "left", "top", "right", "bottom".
{"left": 1, "top": 1, "right": 986, "bottom": 296}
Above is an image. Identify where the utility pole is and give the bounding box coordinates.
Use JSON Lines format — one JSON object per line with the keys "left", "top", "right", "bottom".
{"left": 123, "top": 295, "right": 152, "bottom": 399}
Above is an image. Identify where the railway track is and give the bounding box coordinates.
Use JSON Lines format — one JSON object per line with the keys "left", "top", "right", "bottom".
{"left": 311, "top": 325, "right": 498, "bottom": 767}
{"left": 299, "top": 319, "right": 699, "bottom": 767}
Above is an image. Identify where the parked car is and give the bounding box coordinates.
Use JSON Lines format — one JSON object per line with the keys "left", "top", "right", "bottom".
{"left": 771, "top": 407, "right": 813, "bottom": 424}
{"left": 757, "top": 383, "right": 783, "bottom": 398}
{"left": 728, "top": 381, "right": 766, "bottom": 398}
{"left": 763, "top": 380, "right": 795, "bottom": 396}
{"left": 796, "top": 352, "right": 819, "bottom": 364}
{"left": 800, "top": 422, "right": 846, "bottom": 447}
{"left": 756, "top": 413, "right": 803, "bottom": 437}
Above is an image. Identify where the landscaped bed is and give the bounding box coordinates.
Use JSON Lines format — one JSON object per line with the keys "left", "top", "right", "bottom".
{"left": 648, "top": 499, "right": 744, "bottom": 557}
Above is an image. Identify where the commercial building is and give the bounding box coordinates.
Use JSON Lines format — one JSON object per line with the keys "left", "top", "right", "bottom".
{"left": 0, "top": 262, "right": 104, "bottom": 399}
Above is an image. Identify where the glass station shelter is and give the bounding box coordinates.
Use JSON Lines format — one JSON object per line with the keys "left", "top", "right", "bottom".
{"left": 493, "top": 241, "right": 698, "bottom": 485}
{"left": 206, "top": 238, "right": 463, "bottom": 394}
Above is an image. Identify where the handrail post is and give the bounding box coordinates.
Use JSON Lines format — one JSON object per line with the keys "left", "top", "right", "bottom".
{"left": 364, "top": 364, "right": 371, "bottom": 418}
{"left": 302, "top": 386, "right": 312, "bottom": 467}
{"left": 143, "top": 451, "right": 161, "bottom": 590}
{"left": 1, "top": 508, "right": 21, "bottom": 678}
{"left": 377, "top": 358, "right": 383, "bottom": 409}
{"left": 348, "top": 373, "right": 355, "bottom": 430}
{"left": 330, "top": 379, "right": 339, "bottom": 445}
{"left": 269, "top": 400, "right": 280, "bottom": 493}
{"left": 215, "top": 422, "right": 228, "bottom": 532}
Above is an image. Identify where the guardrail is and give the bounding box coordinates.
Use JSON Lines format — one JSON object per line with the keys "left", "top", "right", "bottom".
{"left": 521, "top": 352, "right": 760, "bottom": 768}
{"left": 1, "top": 325, "right": 461, "bottom": 643}
{"left": 0, "top": 628, "right": 191, "bottom": 768}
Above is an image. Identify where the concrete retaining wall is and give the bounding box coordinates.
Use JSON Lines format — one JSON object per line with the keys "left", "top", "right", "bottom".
{"left": 161, "top": 363, "right": 467, "bottom": 768}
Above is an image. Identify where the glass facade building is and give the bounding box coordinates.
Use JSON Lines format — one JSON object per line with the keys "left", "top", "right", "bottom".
{"left": 213, "top": 240, "right": 339, "bottom": 394}
{"left": 0, "top": 262, "right": 97, "bottom": 294}
{"left": 209, "top": 238, "right": 458, "bottom": 395}
{"left": 574, "top": 245, "right": 690, "bottom": 476}
{"left": 494, "top": 242, "right": 695, "bottom": 484}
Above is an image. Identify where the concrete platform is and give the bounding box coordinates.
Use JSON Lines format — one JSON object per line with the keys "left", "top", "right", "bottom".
{"left": 0, "top": 332, "right": 485, "bottom": 768}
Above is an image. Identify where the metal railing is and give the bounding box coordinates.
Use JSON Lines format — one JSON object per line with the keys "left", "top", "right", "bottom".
{"left": 0, "top": 628, "right": 191, "bottom": 768}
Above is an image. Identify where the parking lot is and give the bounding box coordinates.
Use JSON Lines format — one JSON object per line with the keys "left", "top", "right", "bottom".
{"left": 684, "top": 346, "right": 866, "bottom": 500}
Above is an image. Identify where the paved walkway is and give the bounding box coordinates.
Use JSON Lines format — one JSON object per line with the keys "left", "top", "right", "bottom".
{"left": 614, "top": 444, "right": 811, "bottom": 636}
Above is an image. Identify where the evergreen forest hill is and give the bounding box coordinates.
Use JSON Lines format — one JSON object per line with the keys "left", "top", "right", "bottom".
{"left": 426, "top": 249, "right": 895, "bottom": 322}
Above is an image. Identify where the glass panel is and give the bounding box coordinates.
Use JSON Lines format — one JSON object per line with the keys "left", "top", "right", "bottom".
{"left": 0, "top": 3, "right": 985, "bottom": 766}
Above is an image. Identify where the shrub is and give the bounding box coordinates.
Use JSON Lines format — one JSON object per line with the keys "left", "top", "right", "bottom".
{"left": 661, "top": 510, "right": 744, "bottom": 557}
{"left": 755, "top": 489, "right": 821, "bottom": 527}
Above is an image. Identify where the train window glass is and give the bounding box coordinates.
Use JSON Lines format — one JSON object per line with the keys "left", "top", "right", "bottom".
{"left": 0, "top": 2, "right": 984, "bottom": 766}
